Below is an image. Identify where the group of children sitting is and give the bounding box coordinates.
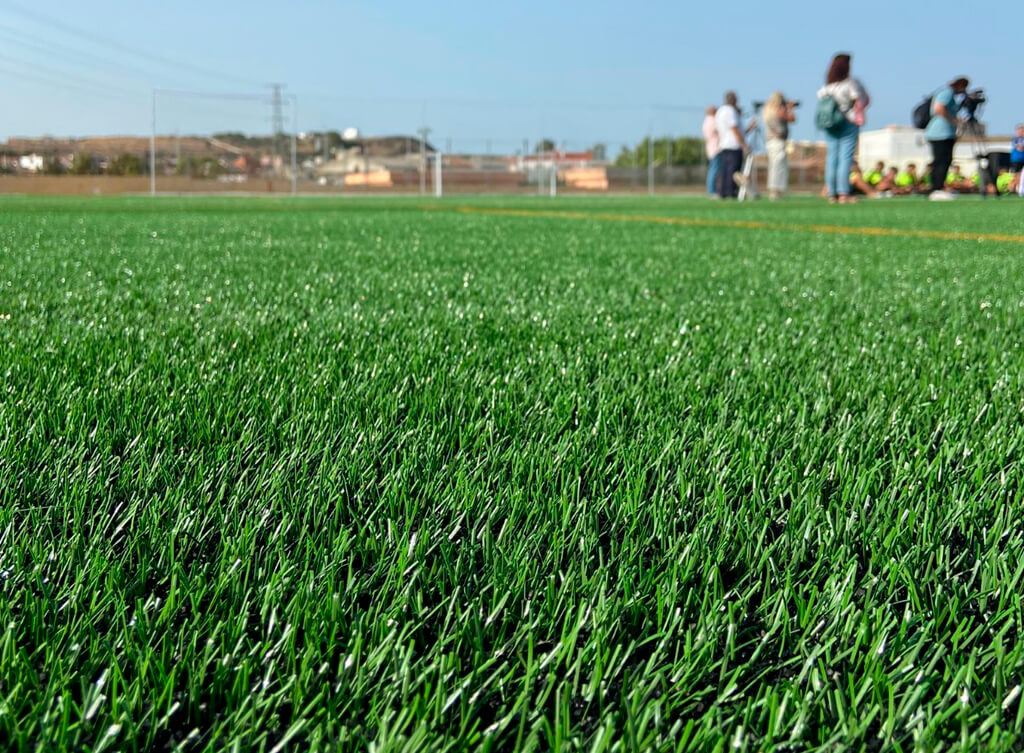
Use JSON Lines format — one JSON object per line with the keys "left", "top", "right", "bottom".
{"left": 847, "top": 160, "right": 1020, "bottom": 198}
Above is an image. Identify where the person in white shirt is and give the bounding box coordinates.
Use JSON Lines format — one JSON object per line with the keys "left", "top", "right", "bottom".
{"left": 714, "top": 91, "right": 748, "bottom": 198}
{"left": 702, "top": 106, "right": 720, "bottom": 197}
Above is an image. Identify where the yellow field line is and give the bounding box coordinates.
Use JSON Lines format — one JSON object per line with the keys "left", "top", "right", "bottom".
{"left": 423, "top": 205, "right": 1024, "bottom": 245}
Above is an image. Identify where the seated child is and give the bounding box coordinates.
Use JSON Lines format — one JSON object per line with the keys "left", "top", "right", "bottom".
{"left": 945, "top": 164, "right": 974, "bottom": 193}
{"left": 919, "top": 164, "right": 933, "bottom": 191}
{"left": 876, "top": 167, "right": 898, "bottom": 193}
{"left": 848, "top": 162, "right": 877, "bottom": 198}
{"left": 894, "top": 163, "right": 921, "bottom": 195}
{"left": 865, "top": 161, "right": 886, "bottom": 187}
{"left": 996, "top": 169, "right": 1015, "bottom": 195}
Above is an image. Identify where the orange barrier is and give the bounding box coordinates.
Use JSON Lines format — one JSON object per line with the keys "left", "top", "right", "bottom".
{"left": 343, "top": 170, "right": 393, "bottom": 187}
{"left": 563, "top": 167, "right": 609, "bottom": 191}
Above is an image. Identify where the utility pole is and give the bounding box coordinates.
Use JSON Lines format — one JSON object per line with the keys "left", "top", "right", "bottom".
{"left": 267, "top": 83, "right": 286, "bottom": 175}
{"left": 150, "top": 90, "right": 156, "bottom": 196}
{"left": 417, "top": 126, "right": 431, "bottom": 196}
{"left": 666, "top": 136, "right": 673, "bottom": 188}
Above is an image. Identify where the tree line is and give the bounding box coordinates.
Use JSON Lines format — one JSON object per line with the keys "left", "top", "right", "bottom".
{"left": 36, "top": 153, "right": 231, "bottom": 176}
{"left": 36, "top": 153, "right": 146, "bottom": 175}
{"left": 613, "top": 137, "right": 705, "bottom": 167}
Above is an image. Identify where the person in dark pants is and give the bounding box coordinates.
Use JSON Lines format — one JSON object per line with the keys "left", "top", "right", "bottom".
{"left": 926, "top": 76, "right": 969, "bottom": 201}
{"left": 714, "top": 91, "right": 748, "bottom": 199}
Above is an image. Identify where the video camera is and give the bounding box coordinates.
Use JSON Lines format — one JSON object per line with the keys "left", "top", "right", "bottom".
{"left": 960, "top": 89, "right": 986, "bottom": 120}
{"left": 751, "top": 100, "right": 801, "bottom": 110}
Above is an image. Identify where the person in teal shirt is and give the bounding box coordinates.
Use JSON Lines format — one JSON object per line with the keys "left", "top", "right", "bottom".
{"left": 925, "top": 76, "right": 970, "bottom": 200}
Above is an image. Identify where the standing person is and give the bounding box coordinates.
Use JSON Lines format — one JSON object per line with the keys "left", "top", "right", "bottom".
{"left": 763, "top": 92, "right": 796, "bottom": 200}
{"left": 715, "top": 91, "right": 747, "bottom": 199}
{"left": 925, "top": 76, "right": 970, "bottom": 201}
{"left": 1010, "top": 124, "right": 1024, "bottom": 174}
{"left": 702, "top": 106, "right": 721, "bottom": 197}
{"left": 817, "top": 53, "right": 870, "bottom": 204}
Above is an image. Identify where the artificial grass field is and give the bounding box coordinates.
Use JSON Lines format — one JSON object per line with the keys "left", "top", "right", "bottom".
{"left": 2, "top": 195, "right": 1024, "bottom": 752}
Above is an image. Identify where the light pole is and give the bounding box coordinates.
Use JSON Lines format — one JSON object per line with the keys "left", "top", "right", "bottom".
{"left": 647, "top": 123, "right": 655, "bottom": 197}
{"left": 290, "top": 95, "right": 298, "bottom": 196}
{"left": 434, "top": 151, "right": 442, "bottom": 198}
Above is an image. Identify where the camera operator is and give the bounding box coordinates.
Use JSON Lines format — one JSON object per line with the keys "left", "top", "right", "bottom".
{"left": 762, "top": 92, "right": 797, "bottom": 200}
{"left": 925, "top": 76, "right": 970, "bottom": 201}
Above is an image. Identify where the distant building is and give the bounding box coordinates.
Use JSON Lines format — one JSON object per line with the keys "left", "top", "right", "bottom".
{"left": 18, "top": 154, "right": 44, "bottom": 172}
{"left": 316, "top": 135, "right": 434, "bottom": 178}
{"left": 520, "top": 150, "right": 596, "bottom": 171}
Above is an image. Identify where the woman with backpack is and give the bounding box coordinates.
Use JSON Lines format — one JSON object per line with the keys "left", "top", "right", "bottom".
{"left": 816, "top": 53, "right": 870, "bottom": 204}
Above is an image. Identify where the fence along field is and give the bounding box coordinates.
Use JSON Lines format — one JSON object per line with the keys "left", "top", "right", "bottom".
{"left": 2, "top": 196, "right": 1024, "bottom": 751}
{"left": 1, "top": 94, "right": 826, "bottom": 195}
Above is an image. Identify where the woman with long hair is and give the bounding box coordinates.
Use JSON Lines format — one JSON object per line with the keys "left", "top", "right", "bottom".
{"left": 817, "top": 53, "right": 870, "bottom": 204}
{"left": 762, "top": 91, "right": 796, "bottom": 200}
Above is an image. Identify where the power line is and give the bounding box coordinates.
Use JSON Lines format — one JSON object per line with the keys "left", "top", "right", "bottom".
{"left": 0, "top": 64, "right": 135, "bottom": 101}
{"left": 0, "top": 23, "right": 153, "bottom": 84}
{"left": 153, "top": 88, "right": 270, "bottom": 102}
{"left": 0, "top": 0, "right": 261, "bottom": 87}
{"left": 0, "top": 52, "right": 142, "bottom": 99}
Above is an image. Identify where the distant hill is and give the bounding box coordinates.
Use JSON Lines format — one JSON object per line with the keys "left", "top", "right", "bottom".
{"left": 2, "top": 133, "right": 434, "bottom": 159}
{"left": 4, "top": 135, "right": 245, "bottom": 157}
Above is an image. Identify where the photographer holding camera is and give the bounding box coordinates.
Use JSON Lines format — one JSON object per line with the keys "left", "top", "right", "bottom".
{"left": 762, "top": 92, "right": 797, "bottom": 200}
{"left": 925, "top": 76, "right": 970, "bottom": 201}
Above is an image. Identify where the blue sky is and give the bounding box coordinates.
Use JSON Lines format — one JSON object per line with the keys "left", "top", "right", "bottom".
{"left": 0, "top": 0, "right": 1016, "bottom": 152}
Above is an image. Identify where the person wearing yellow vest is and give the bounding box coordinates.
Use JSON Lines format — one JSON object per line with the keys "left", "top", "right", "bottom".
{"left": 996, "top": 170, "right": 1014, "bottom": 195}
{"left": 920, "top": 163, "right": 933, "bottom": 190}
{"left": 946, "top": 165, "right": 974, "bottom": 193}
{"left": 876, "top": 166, "right": 898, "bottom": 193}
{"left": 893, "top": 163, "right": 922, "bottom": 195}
{"left": 864, "top": 160, "right": 885, "bottom": 187}
{"left": 847, "top": 162, "right": 877, "bottom": 197}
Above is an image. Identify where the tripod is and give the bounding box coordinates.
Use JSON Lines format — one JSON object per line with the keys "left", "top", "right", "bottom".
{"left": 960, "top": 116, "right": 998, "bottom": 197}
{"left": 738, "top": 118, "right": 764, "bottom": 201}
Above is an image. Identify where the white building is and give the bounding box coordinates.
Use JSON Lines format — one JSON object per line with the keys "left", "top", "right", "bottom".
{"left": 18, "top": 154, "right": 44, "bottom": 172}
{"left": 859, "top": 126, "right": 1011, "bottom": 177}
